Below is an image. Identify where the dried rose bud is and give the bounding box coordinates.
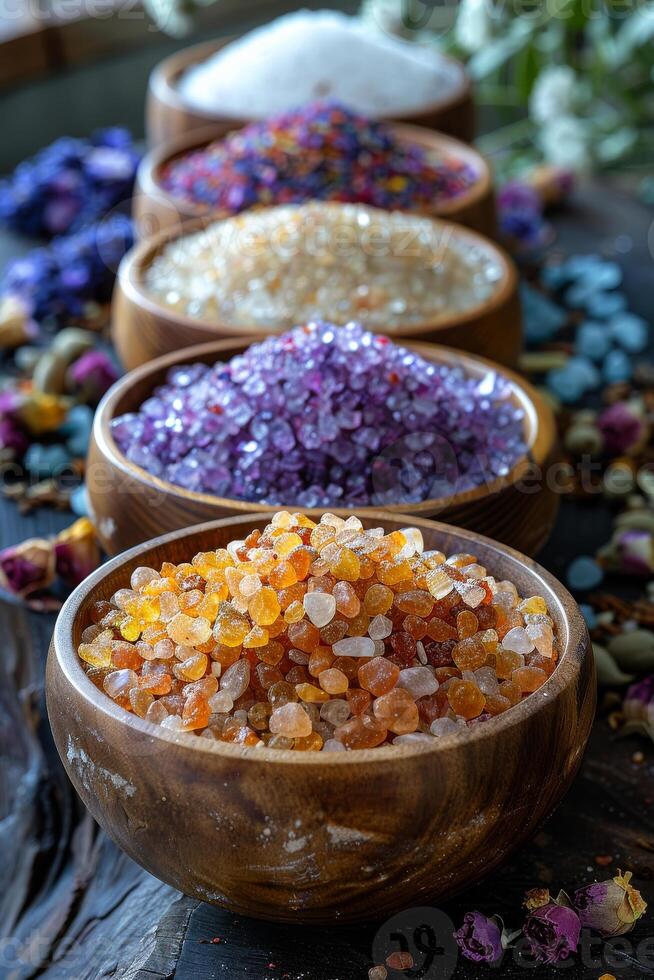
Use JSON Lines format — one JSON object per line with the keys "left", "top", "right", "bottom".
{"left": 454, "top": 912, "right": 503, "bottom": 964}
{"left": 623, "top": 677, "right": 654, "bottom": 727}
{"left": 16, "top": 391, "right": 69, "bottom": 435}
{"left": 0, "top": 536, "right": 55, "bottom": 599}
{"left": 0, "top": 293, "right": 39, "bottom": 349}
{"left": 597, "top": 402, "right": 647, "bottom": 456}
{"left": 574, "top": 871, "right": 647, "bottom": 937}
{"left": 69, "top": 350, "right": 119, "bottom": 402}
{"left": 54, "top": 517, "right": 100, "bottom": 587}
{"left": 523, "top": 902, "right": 581, "bottom": 964}
{"left": 0, "top": 416, "right": 29, "bottom": 457}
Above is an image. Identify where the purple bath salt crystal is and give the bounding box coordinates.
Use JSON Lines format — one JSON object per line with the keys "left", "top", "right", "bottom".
{"left": 111, "top": 321, "right": 527, "bottom": 507}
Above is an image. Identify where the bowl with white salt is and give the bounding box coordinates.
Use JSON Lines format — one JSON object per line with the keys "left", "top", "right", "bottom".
{"left": 146, "top": 10, "right": 474, "bottom": 147}
{"left": 113, "top": 202, "right": 521, "bottom": 372}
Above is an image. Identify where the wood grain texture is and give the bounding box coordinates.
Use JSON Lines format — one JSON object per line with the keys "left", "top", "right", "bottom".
{"left": 112, "top": 217, "right": 521, "bottom": 372}
{"left": 133, "top": 122, "right": 497, "bottom": 241}
{"left": 146, "top": 37, "right": 475, "bottom": 148}
{"left": 87, "top": 339, "right": 557, "bottom": 556}
{"left": 47, "top": 513, "right": 594, "bottom": 925}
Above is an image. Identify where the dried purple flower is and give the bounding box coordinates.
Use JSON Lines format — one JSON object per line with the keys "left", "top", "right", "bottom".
{"left": 574, "top": 871, "right": 647, "bottom": 937}
{"left": 69, "top": 349, "right": 119, "bottom": 401}
{"left": 0, "top": 416, "right": 29, "bottom": 457}
{"left": 597, "top": 402, "right": 646, "bottom": 456}
{"left": 53, "top": 517, "right": 100, "bottom": 586}
{"left": 623, "top": 676, "right": 654, "bottom": 730}
{"left": 523, "top": 902, "right": 580, "bottom": 964}
{"left": 0, "top": 537, "right": 56, "bottom": 599}
{"left": 454, "top": 912, "right": 503, "bottom": 964}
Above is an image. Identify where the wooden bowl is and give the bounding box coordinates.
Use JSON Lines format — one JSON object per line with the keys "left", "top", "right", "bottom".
{"left": 112, "top": 217, "right": 521, "bottom": 372}
{"left": 87, "top": 338, "right": 558, "bottom": 556}
{"left": 133, "top": 122, "right": 496, "bottom": 241}
{"left": 47, "top": 512, "right": 595, "bottom": 924}
{"left": 146, "top": 38, "right": 475, "bottom": 148}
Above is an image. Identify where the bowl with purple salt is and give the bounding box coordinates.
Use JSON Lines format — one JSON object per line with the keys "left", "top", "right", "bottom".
{"left": 87, "top": 322, "right": 558, "bottom": 555}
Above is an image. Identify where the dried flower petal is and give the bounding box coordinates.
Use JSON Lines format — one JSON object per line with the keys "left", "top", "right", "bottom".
{"left": 454, "top": 912, "right": 503, "bottom": 964}
{"left": 523, "top": 902, "right": 581, "bottom": 964}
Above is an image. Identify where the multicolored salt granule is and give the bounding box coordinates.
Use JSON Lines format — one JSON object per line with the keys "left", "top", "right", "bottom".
{"left": 144, "top": 202, "right": 503, "bottom": 331}
{"left": 111, "top": 321, "right": 527, "bottom": 507}
{"left": 159, "top": 102, "right": 478, "bottom": 214}
{"left": 78, "top": 511, "right": 559, "bottom": 750}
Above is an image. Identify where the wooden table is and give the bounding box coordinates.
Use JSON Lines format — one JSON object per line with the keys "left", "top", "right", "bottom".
{"left": 2, "top": 185, "right": 654, "bottom": 979}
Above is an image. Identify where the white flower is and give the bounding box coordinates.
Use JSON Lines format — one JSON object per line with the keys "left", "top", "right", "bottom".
{"left": 540, "top": 114, "right": 592, "bottom": 173}
{"left": 455, "top": 0, "right": 493, "bottom": 54}
{"left": 529, "top": 66, "right": 577, "bottom": 123}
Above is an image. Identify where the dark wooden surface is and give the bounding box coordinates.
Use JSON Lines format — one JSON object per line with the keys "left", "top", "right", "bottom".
{"left": 2, "top": 177, "right": 654, "bottom": 975}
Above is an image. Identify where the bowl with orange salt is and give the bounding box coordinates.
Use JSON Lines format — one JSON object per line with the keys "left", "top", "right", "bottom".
{"left": 47, "top": 511, "right": 594, "bottom": 924}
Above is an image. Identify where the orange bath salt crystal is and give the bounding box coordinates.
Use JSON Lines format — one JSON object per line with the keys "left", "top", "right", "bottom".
{"left": 373, "top": 688, "right": 419, "bottom": 734}
{"left": 243, "top": 625, "right": 269, "bottom": 648}
{"left": 358, "top": 657, "right": 400, "bottom": 697}
{"left": 447, "top": 678, "right": 486, "bottom": 719}
{"left": 173, "top": 653, "right": 208, "bottom": 682}
{"left": 296, "top": 682, "right": 330, "bottom": 703}
{"left": 111, "top": 642, "right": 143, "bottom": 670}
{"left": 499, "top": 680, "right": 523, "bottom": 705}
{"left": 484, "top": 693, "right": 512, "bottom": 716}
{"left": 308, "top": 647, "right": 334, "bottom": 676}
{"left": 288, "top": 545, "right": 315, "bottom": 580}
{"left": 284, "top": 600, "right": 305, "bottom": 623}
{"left": 319, "top": 667, "right": 349, "bottom": 695}
{"left": 377, "top": 559, "right": 412, "bottom": 586}
{"left": 129, "top": 687, "right": 154, "bottom": 718}
{"left": 363, "top": 583, "right": 394, "bottom": 615}
{"left": 182, "top": 693, "right": 211, "bottom": 730}
{"left": 452, "top": 636, "right": 487, "bottom": 671}
{"left": 346, "top": 688, "right": 372, "bottom": 716}
{"left": 333, "top": 580, "right": 360, "bottom": 617}
{"left": 248, "top": 586, "right": 281, "bottom": 626}
{"left": 512, "top": 666, "right": 548, "bottom": 693}
{"left": 329, "top": 547, "right": 360, "bottom": 581}
{"left": 288, "top": 620, "right": 320, "bottom": 653}
{"left": 335, "top": 715, "right": 388, "bottom": 749}
{"left": 495, "top": 648, "right": 524, "bottom": 680}
{"left": 394, "top": 590, "right": 434, "bottom": 618}
{"left": 425, "top": 618, "right": 458, "bottom": 642}
{"left": 457, "top": 610, "right": 479, "bottom": 638}
{"left": 402, "top": 614, "right": 428, "bottom": 640}
{"left": 274, "top": 532, "right": 303, "bottom": 557}
{"left": 269, "top": 560, "right": 297, "bottom": 589}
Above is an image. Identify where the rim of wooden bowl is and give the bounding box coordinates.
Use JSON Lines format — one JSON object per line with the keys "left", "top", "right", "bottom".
{"left": 93, "top": 336, "right": 554, "bottom": 520}
{"left": 118, "top": 209, "right": 517, "bottom": 342}
{"left": 135, "top": 119, "right": 493, "bottom": 228}
{"left": 149, "top": 37, "right": 473, "bottom": 128}
{"left": 53, "top": 511, "right": 588, "bottom": 766}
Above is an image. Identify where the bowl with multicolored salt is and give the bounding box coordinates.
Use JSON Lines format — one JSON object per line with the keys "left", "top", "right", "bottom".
{"left": 47, "top": 510, "right": 594, "bottom": 923}
{"left": 113, "top": 202, "right": 520, "bottom": 371}
{"left": 134, "top": 102, "right": 495, "bottom": 240}
{"left": 88, "top": 322, "right": 557, "bottom": 556}
{"left": 146, "top": 11, "right": 474, "bottom": 146}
